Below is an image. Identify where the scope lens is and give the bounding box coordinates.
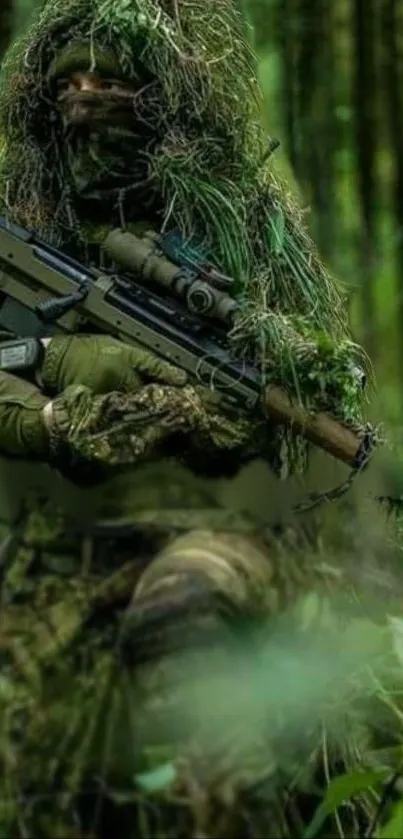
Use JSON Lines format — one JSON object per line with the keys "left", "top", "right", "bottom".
{"left": 188, "top": 286, "right": 213, "bottom": 313}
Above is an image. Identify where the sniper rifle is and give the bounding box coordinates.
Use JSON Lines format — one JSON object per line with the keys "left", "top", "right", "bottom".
{"left": 0, "top": 216, "right": 372, "bottom": 470}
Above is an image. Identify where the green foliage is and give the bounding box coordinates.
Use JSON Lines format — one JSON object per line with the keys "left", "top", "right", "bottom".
{"left": 135, "top": 762, "right": 176, "bottom": 792}
{"left": 304, "top": 770, "right": 390, "bottom": 838}
{"left": 379, "top": 801, "right": 403, "bottom": 838}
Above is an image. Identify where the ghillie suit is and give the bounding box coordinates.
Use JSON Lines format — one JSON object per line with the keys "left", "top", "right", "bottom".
{"left": 0, "top": 1, "right": 388, "bottom": 837}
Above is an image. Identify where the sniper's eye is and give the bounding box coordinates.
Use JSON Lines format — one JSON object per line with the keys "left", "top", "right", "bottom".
{"left": 101, "top": 79, "right": 117, "bottom": 89}
{"left": 100, "top": 79, "right": 132, "bottom": 93}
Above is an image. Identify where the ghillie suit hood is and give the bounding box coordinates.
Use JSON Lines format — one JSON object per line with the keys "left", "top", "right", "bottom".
{"left": 0, "top": 0, "right": 369, "bottom": 474}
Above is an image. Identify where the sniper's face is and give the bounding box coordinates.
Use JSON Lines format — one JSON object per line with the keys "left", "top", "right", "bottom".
{"left": 50, "top": 57, "right": 162, "bottom": 201}
{"left": 55, "top": 69, "right": 139, "bottom": 130}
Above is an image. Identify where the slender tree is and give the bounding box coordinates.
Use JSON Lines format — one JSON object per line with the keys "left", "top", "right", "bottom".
{"left": 246, "top": 0, "right": 274, "bottom": 51}
{"left": 381, "top": 0, "right": 403, "bottom": 381}
{"left": 276, "top": 0, "right": 298, "bottom": 172}
{"left": 313, "top": 0, "right": 338, "bottom": 258}
{"left": 352, "top": 0, "right": 378, "bottom": 357}
{"left": 273, "top": 0, "right": 338, "bottom": 259}
{"left": 0, "top": 0, "right": 14, "bottom": 64}
{"left": 294, "top": 0, "right": 317, "bottom": 192}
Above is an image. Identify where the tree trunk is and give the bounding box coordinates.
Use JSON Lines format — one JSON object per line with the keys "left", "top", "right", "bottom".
{"left": 352, "top": 0, "right": 378, "bottom": 358}
{"left": 274, "top": 0, "right": 338, "bottom": 261}
{"left": 0, "top": 0, "right": 14, "bottom": 64}
{"left": 381, "top": 0, "right": 403, "bottom": 383}
{"left": 294, "top": 0, "right": 317, "bottom": 191}
{"left": 312, "top": 0, "right": 338, "bottom": 258}
{"left": 276, "top": 0, "right": 298, "bottom": 171}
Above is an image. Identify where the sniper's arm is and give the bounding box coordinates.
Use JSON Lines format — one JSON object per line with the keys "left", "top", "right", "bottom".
{"left": 0, "top": 333, "right": 185, "bottom": 460}
{"left": 0, "top": 334, "right": 256, "bottom": 476}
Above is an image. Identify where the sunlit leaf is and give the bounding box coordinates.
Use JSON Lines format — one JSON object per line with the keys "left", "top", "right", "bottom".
{"left": 335, "top": 105, "right": 353, "bottom": 122}
{"left": 388, "top": 616, "right": 403, "bottom": 667}
{"left": 379, "top": 801, "right": 403, "bottom": 838}
{"left": 303, "top": 769, "right": 390, "bottom": 839}
{"left": 135, "top": 761, "right": 177, "bottom": 793}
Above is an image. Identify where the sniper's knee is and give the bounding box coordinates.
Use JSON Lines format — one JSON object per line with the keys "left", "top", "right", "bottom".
{"left": 119, "top": 530, "right": 273, "bottom": 665}
{"left": 135, "top": 529, "right": 273, "bottom": 616}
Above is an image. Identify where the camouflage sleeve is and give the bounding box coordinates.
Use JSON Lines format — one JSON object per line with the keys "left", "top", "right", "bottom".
{"left": 0, "top": 369, "right": 49, "bottom": 458}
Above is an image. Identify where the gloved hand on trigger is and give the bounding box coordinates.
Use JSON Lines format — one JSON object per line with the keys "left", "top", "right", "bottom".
{"left": 41, "top": 334, "right": 187, "bottom": 394}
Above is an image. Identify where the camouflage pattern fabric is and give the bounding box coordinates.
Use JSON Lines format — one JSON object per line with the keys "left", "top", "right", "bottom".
{"left": 0, "top": 465, "right": 272, "bottom": 836}
{"left": 48, "top": 381, "right": 270, "bottom": 470}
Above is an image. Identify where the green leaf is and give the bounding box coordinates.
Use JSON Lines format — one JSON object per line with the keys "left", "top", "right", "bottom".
{"left": 334, "top": 106, "right": 353, "bottom": 122}
{"left": 299, "top": 591, "right": 322, "bottom": 630}
{"left": 388, "top": 616, "right": 403, "bottom": 666}
{"left": 135, "top": 761, "right": 177, "bottom": 793}
{"left": 380, "top": 801, "right": 403, "bottom": 838}
{"left": 303, "top": 769, "right": 390, "bottom": 839}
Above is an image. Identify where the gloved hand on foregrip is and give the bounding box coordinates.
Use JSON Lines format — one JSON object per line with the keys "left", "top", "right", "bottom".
{"left": 46, "top": 383, "right": 255, "bottom": 469}
{"left": 41, "top": 334, "right": 187, "bottom": 394}
{"left": 0, "top": 372, "right": 49, "bottom": 457}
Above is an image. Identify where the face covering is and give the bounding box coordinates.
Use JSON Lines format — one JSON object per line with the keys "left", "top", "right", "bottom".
{"left": 49, "top": 42, "right": 160, "bottom": 205}
{"left": 63, "top": 107, "right": 156, "bottom": 202}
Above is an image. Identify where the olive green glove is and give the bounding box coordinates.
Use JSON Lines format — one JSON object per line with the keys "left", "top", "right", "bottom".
{"left": 0, "top": 371, "right": 49, "bottom": 457}
{"left": 41, "top": 335, "right": 186, "bottom": 394}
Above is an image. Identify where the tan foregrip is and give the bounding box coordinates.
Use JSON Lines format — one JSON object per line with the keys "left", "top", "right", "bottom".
{"left": 264, "top": 385, "right": 363, "bottom": 467}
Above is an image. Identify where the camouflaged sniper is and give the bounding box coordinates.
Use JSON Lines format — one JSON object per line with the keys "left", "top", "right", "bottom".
{"left": 0, "top": 4, "right": 396, "bottom": 839}
{"left": 0, "top": 0, "right": 368, "bottom": 476}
